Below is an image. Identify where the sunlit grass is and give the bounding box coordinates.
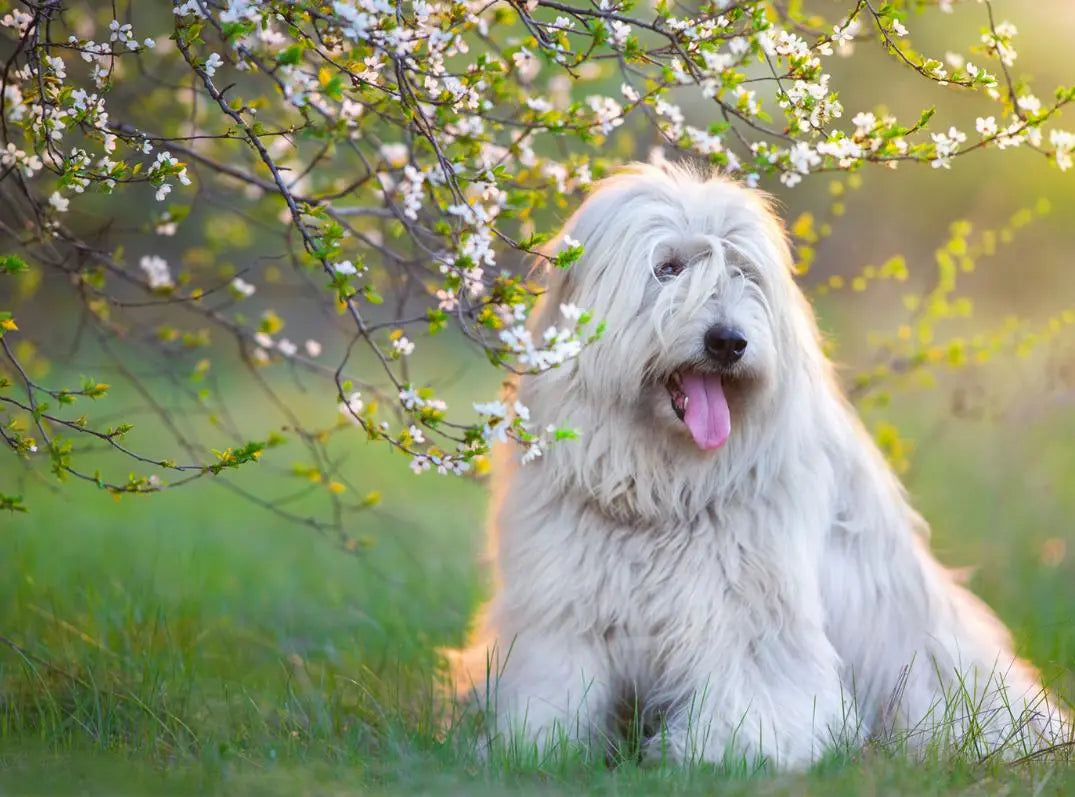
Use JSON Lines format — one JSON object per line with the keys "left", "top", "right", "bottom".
{"left": 1, "top": 381, "right": 1073, "bottom": 793}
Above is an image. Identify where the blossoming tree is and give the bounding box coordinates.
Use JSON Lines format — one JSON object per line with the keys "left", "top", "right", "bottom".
{"left": 1, "top": 0, "right": 1072, "bottom": 538}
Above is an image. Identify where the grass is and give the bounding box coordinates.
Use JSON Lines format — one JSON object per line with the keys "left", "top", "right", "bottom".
{"left": 1, "top": 382, "right": 1074, "bottom": 794}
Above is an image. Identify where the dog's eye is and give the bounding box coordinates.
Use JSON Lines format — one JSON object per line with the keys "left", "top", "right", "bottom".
{"left": 655, "top": 260, "right": 686, "bottom": 281}
{"left": 738, "top": 268, "right": 761, "bottom": 286}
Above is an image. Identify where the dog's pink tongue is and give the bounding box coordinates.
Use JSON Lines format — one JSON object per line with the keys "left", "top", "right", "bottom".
{"left": 681, "top": 372, "right": 731, "bottom": 450}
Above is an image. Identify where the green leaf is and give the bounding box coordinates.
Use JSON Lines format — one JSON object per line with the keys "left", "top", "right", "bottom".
{"left": 0, "top": 493, "right": 28, "bottom": 512}
{"left": 553, "top": 245, "right": 584, "bottom": 269}
{"left": 0, "top": 255, "right": 28, "bottom": 274}
{"left": 277, "top": 44, "right": 303, "bottom": 66}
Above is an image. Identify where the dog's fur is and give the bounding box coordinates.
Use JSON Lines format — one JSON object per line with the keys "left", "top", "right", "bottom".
{"left": 445, "top": 163, "right": 1070, "bottom": 768}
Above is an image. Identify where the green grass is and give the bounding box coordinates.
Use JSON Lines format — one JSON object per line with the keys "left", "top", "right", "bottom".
{"left": 2, "top": 391, "right": 1074, "bottom": 794}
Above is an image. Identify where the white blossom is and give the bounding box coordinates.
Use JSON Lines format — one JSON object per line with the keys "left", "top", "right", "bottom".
{"left": 526, "top": 96, "right": 553, "bottom": 114}
{"left": 48, "top": 192, "right": 69, "bottom": 212}
{"left": 1051, "top": 130, "right": 1075, "bottom": 172}
{"left": 339, "top": 391, "right": 365, "bottom": 422}
{"left": 930, "top": 126, "right": 968, "bottom": 169}
{"left": 560, "top": 303, "right": 583, "bottom": 323}
{"left": 1016, "top": 94, "right": 1042, "bottom": 115}
{"left": 474, "top": 400, "right": 508, "bottom": 417}
{"left": 139, "top": 254, "right": 174, "bottom": 289}
{"left": 203, "top": 52, "right": 224, "bottom": 77}
{"left": 379, "top": 143, "right": 408, "bottom": 167}
{"left": 608, "top": 20, "right": 631, "bottom": 49}
{"left": 436, "top": 288, "right": 458, "bottom": 311}
{"left": 513, "top": 401, "right": 530, "bottom": 422}
{"left": 851, "top": 112, "right": 876, "bottom": 136}
{"left": 1, "top": 8, "right": 33, "bottom": 34}
{"left": 585, "top": 95, "right": 623, "bottom": 135}
{"left": 783, "top": 142, "right": 821, "bottom": 186}
{"left": 520, "top": 441, "right": 544, "bottom": 464}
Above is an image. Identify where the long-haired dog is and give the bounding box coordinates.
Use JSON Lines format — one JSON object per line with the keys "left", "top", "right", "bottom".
{"left": 445, "top": 163, "right": 1070, "bottom": 768}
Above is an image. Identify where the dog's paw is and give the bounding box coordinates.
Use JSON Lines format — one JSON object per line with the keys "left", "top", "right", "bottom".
{"left": 639, "top": 732, "right": 687, "bottom": 767}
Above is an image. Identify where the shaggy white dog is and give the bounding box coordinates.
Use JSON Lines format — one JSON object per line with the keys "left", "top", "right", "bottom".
{"left": 446, "top": 163, "right": 1070, "bottom": 768}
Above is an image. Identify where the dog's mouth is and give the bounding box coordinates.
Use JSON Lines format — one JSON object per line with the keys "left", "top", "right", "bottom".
{"left": 665, "top": 370, "right": 731, "bottom": 451}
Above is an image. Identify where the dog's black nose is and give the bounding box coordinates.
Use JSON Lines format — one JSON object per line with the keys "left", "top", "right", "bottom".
{"left": 705, "top": 325, "right": 747, "bottom": 365}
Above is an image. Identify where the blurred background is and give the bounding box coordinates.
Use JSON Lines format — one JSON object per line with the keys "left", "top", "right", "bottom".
{"left": 2, "top": 0, "right": 1074, "bottom": 781}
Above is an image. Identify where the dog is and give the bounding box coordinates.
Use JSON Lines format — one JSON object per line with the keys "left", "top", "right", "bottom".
{"left": 444, "top": 162, "right": 1070, "bottom": 768}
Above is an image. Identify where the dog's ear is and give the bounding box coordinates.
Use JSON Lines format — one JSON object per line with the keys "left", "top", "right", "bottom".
{"left": 745, "top": 189, "right": 796, "bottom": 275}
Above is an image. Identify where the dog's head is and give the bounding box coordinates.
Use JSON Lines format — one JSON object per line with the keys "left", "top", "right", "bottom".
{"left": 537, "top": 162, "right": 822, "bottom": 453}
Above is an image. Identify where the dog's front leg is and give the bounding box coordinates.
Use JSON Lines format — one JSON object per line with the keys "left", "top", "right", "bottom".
{"left": 455, "top": 630, "right": 613, "bottom": 760}
{"left": 643, "top": 636, "right": 850, "bottom": 771}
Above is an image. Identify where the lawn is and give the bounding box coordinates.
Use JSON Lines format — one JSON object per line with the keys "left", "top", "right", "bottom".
{"left": 2, "top": 384, "right": 1074, "bottom": 794}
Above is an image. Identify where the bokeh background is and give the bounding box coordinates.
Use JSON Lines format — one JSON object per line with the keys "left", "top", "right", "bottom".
{"left": 2, "top": 1, "right": 1074, "bottom": 790}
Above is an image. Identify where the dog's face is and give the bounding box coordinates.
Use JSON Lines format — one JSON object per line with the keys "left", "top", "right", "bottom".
{"left": 544, "top": 163, "right": 809, "bottom": 453}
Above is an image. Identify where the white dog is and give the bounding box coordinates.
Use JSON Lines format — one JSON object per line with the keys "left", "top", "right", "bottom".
{"left": 445, "top": 162, "right": 1070, "bottom": 768}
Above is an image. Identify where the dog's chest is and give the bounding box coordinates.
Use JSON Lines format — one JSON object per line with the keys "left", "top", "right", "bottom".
{"left": 588, "top": 506, "right": 813, "bottom": 684}
{"left": 596, "top": 512, "right": 779, "bottom": 630}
